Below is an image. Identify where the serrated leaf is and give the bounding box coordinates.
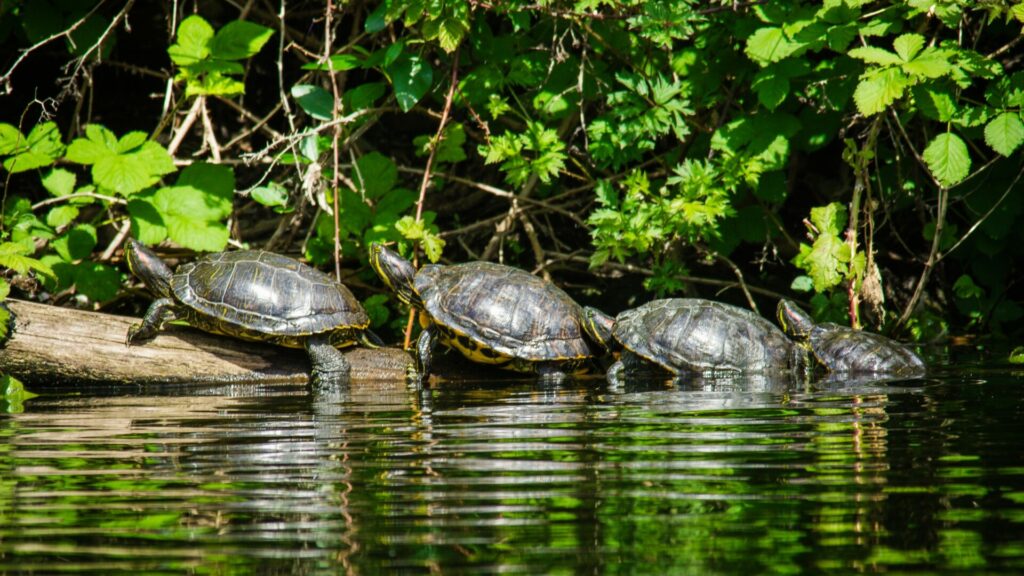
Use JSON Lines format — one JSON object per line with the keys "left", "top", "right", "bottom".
{"left": 752, "top": 72, "right": 789, "bottom": 110}
{"left": 744, "top": 27, "right": 801, "bottom": 65}
{"left": 806, "top": 235, "right": 849, "bottom": 292}
{"left": 2, "top": 121, "right": 63, "bottom": 173}
{"left": 168, "top": 15, "right": 213, "bottom": 66}
{"left": 1010, "top": 346, "right": 1024, "bottom": 364}
{"left": 0, "top": 242, "right": 55, "bottom": 280}
{"left": 251, "top": 183, "right": 289, "bottom": 208}
{"left": 344, "top": 82, "right": 387, "bottom": 111}
{"left": 893, "top": 33, "right": 924, "bottom": 62}
{"left": 984, "top": 112, "right": 1024, "bottom": 157}
{"left": 790, "top": 275, "right": 814, "bottom": 292}
{"left": 41, "top": 168, "right": 76, "bottom": 197}
{"left": 923, "top": 132, "right": 970, "bottom": 187}
{"left": 912, "top": 85, "right": 957, "bottom": 121}
{"left": 0, "top": 123, "right": 23, "bottom": 155}
{"left": 2, "top": 151, "right": 55, "bottom": 173}
{"left": 153, "top": 186, "right": 230, "bottom": 251}
{"left": 395, "top": 215, "right": 424, "bottom": 240}
{"left": 847, "top": 46, "right": 902, "bottom": 66}
{"left": 64, "top": 136, "right": 112, "bottom": 165}
{"left": 93, "top": 153, "right": 158, "bottom": 195}
{"left": 902, "top": 47, "right": 953, "bottom": 79}
{"left": 116, "top": 131, "right": 148, "bottom": 153}
{"left": 388, "top": 54, "right": 433, "bottom": 112}
{"left": 810, "top": 202, "right": 847, "bottom": 236}
{"left": 291, "top": 84, "right": 334, "bottom": 120}
{"left": 436, "top": 17, "right": 467, "bottom": 53}
{"left": 0, "top": 277, "right": 9, "bottom": 301}
{"left": 853, "top": 68, "right": 910, "bottom": 116}
{"left": 353, "top": 152, "right": 397, "bottom": 199}
{"left": 421, "top": 233, "right": 445, "bottom": 263}
{"left": 209, "top": 20, "right": 273, "bottom": 61}
{"left": 52, "top": 224, "right": 97, "bottom": 261}
{"left": 127, "top": 195, "right": 167, "bottom": 245}
{"left": 74, "top": 261, "right": 120, "bottom": 302}
{"left": 45, "top": 205, "right": 79, "bottom": 228}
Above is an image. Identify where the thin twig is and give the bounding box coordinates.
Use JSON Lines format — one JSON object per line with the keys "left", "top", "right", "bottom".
{"left": 167, "top": 97, "right": 203, "bottom": 157}
{"left": 895, "top": 184, "right": 948, "bottom": 330}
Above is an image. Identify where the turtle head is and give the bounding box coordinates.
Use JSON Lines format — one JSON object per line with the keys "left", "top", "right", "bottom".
{"left": 581, "top": 306, "right": 616, "bottom": 350}
{"left": 368, "top": 243, "right": 420, "bottom": 307}
{"left": 777, "top": 299, "right": 815, "bottom": 340}
{"left": 125, "top": 237, "right": 173, "bottom": 299}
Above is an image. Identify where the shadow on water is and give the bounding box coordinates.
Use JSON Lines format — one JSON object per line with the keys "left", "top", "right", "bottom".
{"left": 1, "top": 358, "right": 1023, "bottom": 574}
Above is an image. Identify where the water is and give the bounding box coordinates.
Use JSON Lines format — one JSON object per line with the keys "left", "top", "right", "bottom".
{"left": 2, "top": 357, "right": 1023, "bottom": 574}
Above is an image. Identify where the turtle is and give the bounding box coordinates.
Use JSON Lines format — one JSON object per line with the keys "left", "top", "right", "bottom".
{"left": 124, "top": 237, "right": 381, "bottom": 388}
{"left": 368, "top": 243, "right": 608, "bottom": 381}
{"left": 583, "top": 298, "right": 806, "bottom": 379}
{"left": 777, "top": 299, "right": 925, "bottom": 376}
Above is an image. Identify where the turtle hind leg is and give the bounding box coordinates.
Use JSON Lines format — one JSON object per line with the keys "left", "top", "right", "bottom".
{"left": 126, "top": 298, "right": 180, "bottom": 345}
{"left": 412, "top": 327, "right": 436, "bottom": 386}
{"left": 305, "top": 334, "right": 351, "bottom": 391}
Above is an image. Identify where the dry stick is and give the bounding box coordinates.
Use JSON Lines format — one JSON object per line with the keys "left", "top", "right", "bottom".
{"left": 100, "top": 219, "right": 132, "bottom": 262}
{"left": 895, "top": 185, "right": 947, "bottom": 330}
{"left": 167, "top": 97, "right": 203, "bottom": 157}
{"left": 846, "top": 117, "right": 882, "bottom": 329}
{"left": 200, "top": 97, "right": 222, "bottom": 162}
{"left": 60, "top": 0, "right": 136, "bottom": 100}
{"left": 402, "top": 47, "right": 463, "bottom": 349}
{"left": 711, "top": 251, "right": 758, "bottom": 313}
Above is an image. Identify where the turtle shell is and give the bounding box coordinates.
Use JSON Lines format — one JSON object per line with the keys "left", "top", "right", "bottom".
{"left": 613, "top": 298, "right": 799, "bottom": 374}
{"left": 809, "top": 323, "right": 925, "bottom": 375}
{"left": 414, "top": 261, "right": 592, "bottom": 362}
{"left": 171, "top": 250, "right": 369, "bottom": 339}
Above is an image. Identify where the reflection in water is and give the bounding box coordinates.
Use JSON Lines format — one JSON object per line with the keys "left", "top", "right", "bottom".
{"left": 0, "top": 369, "right": 1022, "bottom": 573}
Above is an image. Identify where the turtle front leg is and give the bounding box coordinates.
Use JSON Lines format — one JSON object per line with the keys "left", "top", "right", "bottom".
{"left": 126, "top": 298, "right": 179, "bottom": 345}
{"left": 414, "top": 326, "right": 437, "bottom": 384}
{"left": 305, "top": 333, "right": 351, "bottom": 391}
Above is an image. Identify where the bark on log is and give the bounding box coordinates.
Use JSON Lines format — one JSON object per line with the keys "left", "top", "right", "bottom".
{"left": 0, "top": 299, "right": 414, "bottom": 387}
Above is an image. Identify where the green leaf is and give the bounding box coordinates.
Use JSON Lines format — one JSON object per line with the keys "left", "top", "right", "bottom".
{"left": 435, "top": 16, "right": 468, "bottom": 53}
{"left": 0, "top": 242, "right": 55, "bottom": 280}
{"left": 804, "top": 235, "right": 849, "bottom": 292}
{"left": 847, "top": 46, "right": 902, "bottom": 66}
{"left": 127, "top": 195, "right": 167, "bottom": 245}
{"left": 291, "top": 84, "right": 334, "bottom": 120}
{"left": 251, "top": 182, "right": 290, "bottom": 210}
{"left": 209, "top": 20, "right": 274, "bottom": 61}
{"left": 153, "top": 188, "right": 230, "bottom": 252}
{"left": 388, "top": 54, "right": 433, "bottom": 112}
{"left": 365, "top": 2, "right": 387, "bottom": 33}
{"left": 923, "top": 132, "right": 971, "bottom": 187}
{"left": 752, "top": 69, "right": 789, "bottom": 110}
{"left": 810, "top": 202, "right": 847, "bottom": 236}
{"left": 893, "top": 33, "right": 924, "bottom": 62}
{"left": 168, "top": 15, "right": 213, "bottom": 66}
{"left": 0, "top": 123, "right": 23, "bottom": 155}
{"left": 1010, "top": 346, "right": 1024, "bottom": 365}
{"left": 984, "top": 112, "right": 1024, "bottom": 157}
{"left": 175, "top": 162, "right": 234, "bottom": 216}
{"left": 790, "top": 275, "right": 814, "bottom": 292}
{"left": 64, "top": 136, "right": 112, "bottom": 165}
{"left": 902, "top": 47, "right": 953, "bottom": 79}
{"left": 421, "top": 232, "right": 445, "bottom": 263}
{"left": 912, "top": 85, "right": 957, "bottom": 122}
{"left": 52, "top": 224, "right": 97, "bottom": 261}
{"left": 302, "top": 53, "right": 364, "bottom": 71}
{"left": 74, "top": 262, "right": 120, "bottom": 302}
{"left": 344, "top": 82, "right": 387, "bottom": 111}
{"left": 116, "top": 131, "right": 148, "bottom": 153}
{"left": 362, "top": 293, "right": 390, "bottom": 328}
{"left": 853, "top": 68, "right": 910, "bottom": 116}
{"left": 0, "top": 277, "right": 9, "bottom": 301}
{"left": 353, "top": 152, "right": 397, "bottom": 199}
{"left": 395, "top": 215, "right": 425, "bottom": 240}
{"left": 1, "top": 373, "right": 38, "bottom": 407}
{"left": 745, "top": 27, "right": 801, "bottom": 65}
{"left": 41, "top": 168, "right": 76, "bottom": 197}
{"left": 45, "top": 205, "right": 79, "bottom": 228}
{"left": 2, "top": 122, "right": 64, "bottom": 173}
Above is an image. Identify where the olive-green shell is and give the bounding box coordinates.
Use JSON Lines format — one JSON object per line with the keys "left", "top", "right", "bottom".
{"left": 807, "top": 323, "right": 925, "bottom": 375}
{"left": 172, "top": 250, "right": 369, "bottom": 337}
{"left": 414, "top": 261, "right": 592, "bottom": 361}
{"left": 613, "top": 298, "right": 801, "bottom": 374}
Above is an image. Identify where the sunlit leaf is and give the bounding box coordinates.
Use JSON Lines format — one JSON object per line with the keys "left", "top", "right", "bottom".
{"left": 388, "top": 54, "right": 433, "bottom": 112}
{"left": 168, "top": 14, "right": 213, "bottom": 65}
{"left": 984, "top": 112, "right": 1024, "bottom": 157}
{"left": 291, "top": 84, "right": 334, "bottom": 120}
{"left": 209, "top": 20, "right": 274, "bottom": 61}
{"left": 41, "top": 168, "right": 76, "bottom": 197}
{"left": 923, "top": 132, "right": 970, "bottom": 187}
{"left": 74, "top": 261, "right": 120, "bottom": 301}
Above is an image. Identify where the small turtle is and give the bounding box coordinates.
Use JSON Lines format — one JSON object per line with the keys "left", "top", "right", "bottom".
{"left": 125, "top": 238, "right": 381, "bottom": 388}
{"left": 368, "top": 243, "right": 607, "bottom": 381}
{"left": 777, "top": 299, "right": 925, "bottom": 376}
{"left": 584, "top": 298, "right": 805, "bottom": 379}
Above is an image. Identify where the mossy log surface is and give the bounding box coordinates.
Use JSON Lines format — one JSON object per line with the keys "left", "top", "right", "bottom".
{"left": 0, "top": 299, "right": 414, "bottom": 387}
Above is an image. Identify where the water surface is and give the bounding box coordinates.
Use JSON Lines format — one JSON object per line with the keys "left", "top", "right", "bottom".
{"left": 2, "top": 358, "right": 1023, "bottom": 574}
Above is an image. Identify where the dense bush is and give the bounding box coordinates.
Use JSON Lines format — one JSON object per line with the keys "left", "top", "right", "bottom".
{"left": 1, "top": 0, "right": 1023, "bottom": 344}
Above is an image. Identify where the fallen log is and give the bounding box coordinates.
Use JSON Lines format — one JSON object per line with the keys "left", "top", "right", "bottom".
{"left": 0, "top": 299, "right": 414, "bottom": 387}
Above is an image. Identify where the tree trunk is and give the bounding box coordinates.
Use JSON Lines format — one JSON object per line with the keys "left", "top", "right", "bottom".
{"left": 0, "top": 299, "right": 413, "bottom": 387}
